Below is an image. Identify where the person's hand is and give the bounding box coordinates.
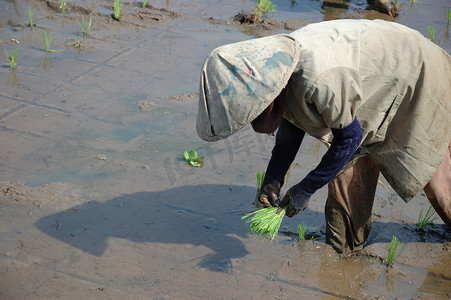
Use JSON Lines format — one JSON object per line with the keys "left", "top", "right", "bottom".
{"left": 279, "top": 184, "right": 310, "bottom": 217}
{"left": 258, "top": 181, "right": 281, "bottom": 207}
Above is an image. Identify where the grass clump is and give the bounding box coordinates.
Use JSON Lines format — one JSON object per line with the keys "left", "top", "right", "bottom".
{"left": 113, "top": 0, "right": 123, "bottom": 20}
{"left": 242, "top": 206, "right": 286, "bottom": 241}
{"left": 4, "top": 49, "right": 18, "bottom": 69}
{"left": 27, "top": 8, "right": 33, "bottom": 27}
{"left": 386, "top": 235, "right": 403, "bottom": 267}
{"left": 143, "top": 0, "right": 148, "bottom": 8}
{"left": 416, "top": 205, "right": 438, "bottom": 231}
{"left": 427, "top": 25, "right": 435, "bottom": 41}
{"left": 254, "top": 0, "right": 276, "bottom": 22}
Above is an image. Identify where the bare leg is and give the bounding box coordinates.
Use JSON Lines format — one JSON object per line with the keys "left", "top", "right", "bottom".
{"left": 325, "top": 155, "right": 380, "bottom": 254}
{"left": 424, "top": 142, "right": 451, "bottom": 226}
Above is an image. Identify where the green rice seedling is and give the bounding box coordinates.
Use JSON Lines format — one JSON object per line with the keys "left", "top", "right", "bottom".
{"left": 393, "top": 0, "right": 398, "bottom": 11}
{"left": 42, "top": 29, "right": 53, "bottom": 52}
{"left": 242, "top": 206, "right": 286, "bottom": 241}
{"left": 113, "top": 0, "right": 123, "bottom": 20}
{"left": 416, "top": 205, "right": 438, "bottom": 231}
{"left": 447, "top": 8, "right": 450, "bottom": 26}
{"left": 298, "top": 223, "right": 321, "bottom": 241}
{"left": 298, "top": 222, "right": 307, "bottom": 240}
{"left": 61, "top": 0, "right": 66, "bottom": 14}
{"left": 27, "top": 8, "right": 33, "bottom": 27}
{"left": 4, "top": 49, "right": 18, "bottom": 69}
{"left": 255, "top": 170, "right": 266, "bottom": 204}
{"left": 80, "top": 16, "right": 93, "bottom": 37}
{"left": 143, "top": 0, "right": 148, "bottom": 7}
{"left": 256, "top": 170, "right": 266, "bottom": 195}
{"left": 427, "top": 25, "right": 435, "bottom": 41}
{"left": 386, "top": 235, "right": 403, "bottom": 267}
{"left": 254, "top": 0, "right": 276, "bottom": 22}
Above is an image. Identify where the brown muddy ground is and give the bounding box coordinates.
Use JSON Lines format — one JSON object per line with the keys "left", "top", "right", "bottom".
{"left": 1, "top": 0, "right": 450, "bottom": 299}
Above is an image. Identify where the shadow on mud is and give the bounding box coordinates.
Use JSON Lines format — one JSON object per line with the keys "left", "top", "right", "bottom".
{"left": 34, "top": 184, "right": 257, "bottom": 272}
{"left": 34, "top": 184, "right": 449, "bottom": 272}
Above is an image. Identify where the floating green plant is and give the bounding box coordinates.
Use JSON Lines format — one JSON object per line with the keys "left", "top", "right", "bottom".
{"left": 427, "top": 25, "right": 435, "bottom": 41}
{"left": 254, "top": 0, "right": 276, "bottom": 22}
{"left": 242, "top": 206, "right": 286, "bottom": 241}
{"left": 4, "top": 49, "right": 18, "bottom": 69}
{"left": 183, "top": 149, "right": 204, "bottom": 167}
{"left": 66, "top": 38, "right": 84, "bottom": 51}
{"left": 27, "top": 8, "right": 33, "bottom": 27}
{"left": 80, "top": 16, "right": 93, "bottom": 37}
{"left": 416, "top": 205, "right": 438, "bottom": 231}
{"left": 113, "top": 0, "right": 123, "bottom": 20}
{"left": 61, "top": 0, "right": 66, "bottom": 14}
{"left": 42, "top": 29, "right": 53, "bottom": 52}
{"left": 386, "top": 235, "right": 403, "bottom": 267}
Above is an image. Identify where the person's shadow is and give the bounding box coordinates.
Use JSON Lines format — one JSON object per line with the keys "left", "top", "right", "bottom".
{"left": 35, "top": 184, "right": 263, "bottom": 272}
{"left": 35, "top": 183, "right": 450, "bottom": 272}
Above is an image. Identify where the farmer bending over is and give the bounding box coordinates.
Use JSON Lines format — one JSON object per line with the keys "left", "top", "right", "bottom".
{"left": 196, "top": 19, "right": 451, "bottom": 254}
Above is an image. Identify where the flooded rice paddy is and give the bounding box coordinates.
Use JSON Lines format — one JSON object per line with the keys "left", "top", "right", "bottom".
{"left": 0, "top": 0, "right": 450, "bottom": 299}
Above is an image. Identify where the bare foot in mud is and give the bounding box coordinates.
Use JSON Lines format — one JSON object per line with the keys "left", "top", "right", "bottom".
{"left": 234, "top": 10, "right": 260, "bottom": 24}
{"left": 368, "top": 0, "right": 399, "bottom": 17}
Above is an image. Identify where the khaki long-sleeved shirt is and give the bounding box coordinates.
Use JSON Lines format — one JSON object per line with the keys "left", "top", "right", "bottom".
{"left": 197, "top": 19, "right": 451, "bottom": 202}
{"left": 284, "top": 19, "right": 451, "bottom": 201}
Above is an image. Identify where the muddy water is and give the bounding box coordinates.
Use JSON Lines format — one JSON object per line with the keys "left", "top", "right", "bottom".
{"left": 1, "top": 0, "right": 450, "bottom": 299}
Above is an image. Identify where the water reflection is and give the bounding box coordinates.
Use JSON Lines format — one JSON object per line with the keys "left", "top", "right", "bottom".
{"left": 385, "top": 268, "right": 400, "bottom": 294}
{"left": 6, "top": 70, "right": 20, "bottom": 88}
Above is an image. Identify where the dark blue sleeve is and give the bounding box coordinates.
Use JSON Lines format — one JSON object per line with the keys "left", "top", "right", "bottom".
{"left": 262, "top": 118, "right": 305, "bottom": 188}
{"left": 293, "top": 118, "right": 363, "bottom": 200}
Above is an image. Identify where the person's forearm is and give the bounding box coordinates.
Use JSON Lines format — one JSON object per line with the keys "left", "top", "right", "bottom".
{"left": 295, "top": 118, "right": 362, "bottom": 197}
{"left": 263, "top": 118, "right": 305, "bottom": 188}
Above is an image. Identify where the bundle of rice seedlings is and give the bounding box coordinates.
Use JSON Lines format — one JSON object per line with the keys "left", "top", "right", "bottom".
{"left": 242, "top": 206, "right": 286, "bottom": 241}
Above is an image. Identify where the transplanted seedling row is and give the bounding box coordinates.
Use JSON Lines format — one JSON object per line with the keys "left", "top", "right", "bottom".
{"left": 427, "top": 8, "right": 451, "bottom": 41}
{"left": 4, "top": 1, "right": 100, "bottom": 70}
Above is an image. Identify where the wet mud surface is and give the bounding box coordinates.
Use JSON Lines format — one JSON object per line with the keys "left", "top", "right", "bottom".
{"left": 1, "top": 0, "right": 450, "bottom": 299}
